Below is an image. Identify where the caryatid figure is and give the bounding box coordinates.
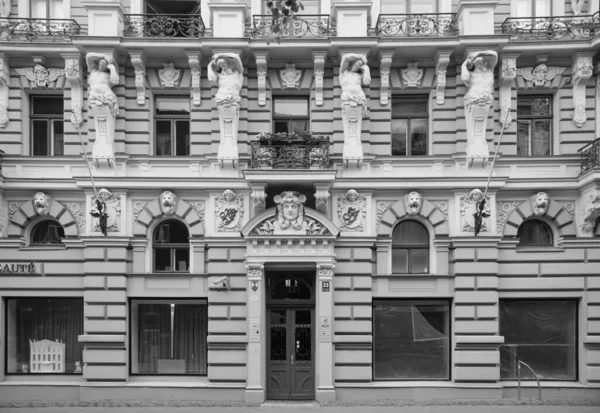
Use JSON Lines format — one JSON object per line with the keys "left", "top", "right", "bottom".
{"left": 339, "top": 54, "right": 371, "bottom": 166}
{"left": 461, "top": 50, "right": 498, "bottom": 168}
{"left": 86, "top": 53, "right": 120, "bottom": 168}
{"left": 208, "top": 53, "right": 244, "bottom": 164}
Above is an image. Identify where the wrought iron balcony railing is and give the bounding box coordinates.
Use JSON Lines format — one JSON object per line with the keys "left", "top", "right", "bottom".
{"left": 250, "top": 133, "right": 332, "bottom": 169}
{"left": 250, "top": 15, "right": 334, "bottom": 39}
{"left": 123, "top": 14, "right": 205, "bottom": 38}
{"left": 502, "top": 12, "right": 600, "bottom": 40}
{"left": 579, "top": 138, "right": 600, "bottom": 174}
{"left": 0, "top": 18, "right": 81, "bottom": 41}
{"left": 376, "top": 13, "right": 458, "bottom": 37}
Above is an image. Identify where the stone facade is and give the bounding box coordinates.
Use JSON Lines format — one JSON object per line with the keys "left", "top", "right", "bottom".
{"left": 0, "top": 0, "right": 599, "bottom": 404}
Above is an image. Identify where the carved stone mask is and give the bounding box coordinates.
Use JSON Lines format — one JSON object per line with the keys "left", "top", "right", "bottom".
{"left": 405, "top": 191, "right": 422, "bottom": 215}
{"left": 160, "top": 191, "right": 177, "bottom": 215}
{"left": 33, "top": 192, "right": 50, "bottom": 216}
{"left": 469, "top": 189, "right": 484, "bottom": 202}
{"left": 274, "top": 191, "right": 306, "bottom": 230}
{"left": 222, "top": 189, "right": 236, "bottom": 203}
{"left": 97, "top": 188, "right": 112, "bottom": 203}
{"left": 345, "top": 189, "right": 360, "bottom": 203}
{"left": 532, "top": 192, "right": 549, "bottom": 216}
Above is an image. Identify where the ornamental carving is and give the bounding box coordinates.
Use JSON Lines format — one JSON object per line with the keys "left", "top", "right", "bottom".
{"left": 255, "top": 52, "right": 268, "bottom": 106}
{"left": 379, "top": 53, "right": 392, "bottom": 105}
{"left": 64, "top": 202, "right": 85, "bottom": 233}
{"left": 132, "top": 200, "right": 149, "bottom": 222}
{"left": 17, "top": 64, "right": 64, "bottom": 88}
{"left": 499, "top": 57, "right": 517, "bottom": 127}
{"left": 160, "top": 191, "right": 177, "bottom": 215}
{"left": 185, "top": 200, "right": 205, "bottom": 223}
{"left": 216, "top": 189, "right": 243, "bottom": 232}
{"left": 313, "top": 52, "right": 326, "bottom": 106}
{"left": 0, "top": 53, "right": 10, "bottom": 128}
{"left": 404, "top": 191, "right": 423, "bottom": 216}
{"left": 280, "top": 63, "right": 301, "bottom": 89}
{"left": 572, "top": 54, "right": 593, "bottom": 128}
{"left": 64, "top": 56, "right": 84, "bottom": 127}
{"left": 33, "top": 192, "right": 51, "bottom": 216}
{"left": 8, "top": 201, "right": 22, "bottom": 223}
{"left": 316, "top": 263, "right": 335, "bottom": 278}
{"left": 518, "top": 64, "right": 565, "bottom": 87}
{"left": 275, "top": 191, "right": 306, "bottom": 232}
{"left": 402, "top": 62, "right": 423, "bottom": 88}
{"left": 91, "top": 189, "right": 121, "bottom": 233}
{"left": 496, "top": 201, "right": 521, "bottom": 233}
{"left": 376, "top": 201, "right": 392, "bottom": 225}
{"left": 460, "top": 189, "right": 491, "bottom": 233}
{"left": 187, "top": 52, "right": 201, "bottom": 106}
{"left": 337, "top": 189, "right": 366, "bottom": 231}
{"left": 430, "top": 200, "right": 449, "bottom": 221}
{"left": 314, "top": 185, "right": 330, "bottom": 215}
{"left": 249, "top": 215, "right": 331, "bottom": 236}
{"left": 435, "top": 51, "right": 451, "bottom": 105}
{"left": 246, "top": 263, "right": 264, "bottom": 279}
{"left": 580, "top": 192, "right": 600, "bottom": 232}
{"left": 130, "top": 51, "right": 147, "bottom": 106}
{"left": 159, "top": 62, "right": 181, "bottom": 87}
{"left": 531, "top": 192, "right": 549, "bottom": 216}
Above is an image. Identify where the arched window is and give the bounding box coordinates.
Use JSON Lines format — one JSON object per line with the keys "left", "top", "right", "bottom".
{"left": 517, "top": 219, "right": 553, "bottom": 246}
{"left": 392, "top": 220, "right": 430, "bottom": 274}
{"left": 31, "top": 220, "right": 65, "bottom": 245}
{"left": 153, "top": 220, "right": 189, "bottom": 272}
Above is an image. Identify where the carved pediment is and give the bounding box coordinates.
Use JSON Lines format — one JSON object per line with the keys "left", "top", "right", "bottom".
{"left": 242, "top": 207, "right": 339, "bottom": 238}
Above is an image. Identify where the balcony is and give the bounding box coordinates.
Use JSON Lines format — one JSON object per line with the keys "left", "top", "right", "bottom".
{"left": 502, "top": 12, "right": 600, "bottom": 41}
{"left": 250, "top": 132, "right": 332, "bottom": 169}
{"left": 580, "top": 138, "right": 600, "bottom": 175}
{"left": 0, "top": 18, "right": 81, "bottom": 41}
{"left": 375, "top": 13, "right": 458, "bottom": 37}
{"left": 123, "top": 14, "right": 205, "bottom": 38}
{"left": 249, "top": 15, "right": 334, "bottom": 39}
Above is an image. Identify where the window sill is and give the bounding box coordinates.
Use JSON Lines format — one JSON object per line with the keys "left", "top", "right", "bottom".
{"left": 500, "top": 381, "right": 585, "bottom": 388}
{"left": 20, "top": 245, "right": 67, "bottom": 251}
{"left": 515, "top": 246, "right": 563, "bottom": 253}
{"left": 336, "top": 381, "right": 457, "bottom": 388}
{"left": 1, "top": 375, "right": 82, "bottom": 385}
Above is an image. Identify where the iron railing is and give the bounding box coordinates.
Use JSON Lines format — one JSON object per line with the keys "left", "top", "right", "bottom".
{"left": 250, "top": 15, "right": 334, "bottom": 39}
{"left": 250, "top": 134, "right": 332, "bottom": 169}
{"left": 0, "top": 18, "right": 81, "bottom": 41}
{"left": 502, "top": 13, "right": 600, "bottom": 40}
{"left": 376, "top": 13, "right": 458, "bottom": 37}
{"left": 123, "top": 14, "right": 206, "bottom": 38}
{"left": 579, "top": 138, "right": 600, "bottom": 174}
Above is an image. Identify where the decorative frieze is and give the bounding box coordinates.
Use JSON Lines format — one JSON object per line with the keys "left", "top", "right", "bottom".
{"left": 313, "top": 51, "right": 326, "bottom": 106}
{"left": 16, "top": 63, "right": 65, "bottom": 88}
{"left": 0, "top": 53, "right": 10, "bottom": 128}
{"left": 401, "top": 62, "right": 423, "bottom": 88}
{"left": 499, "top": 56, "right": 517, "bottom": 127}
{"left": 379, "top": 52, "right": 393, "bottom": 105}
{"left": 129, "top": 51, "right": 147, "bottom": 106}
{"left": 403, "top": 191, "right": 423, "bottom": 216}
{"left": 159, "top": 62, "right": 181, "bottom": 88}
{"left": 531, "top": 192, "right": 549, "bottom": 216}
{"left": 435, "top": 51, "right": 451, "bottom": 105}
{"left": 572, "top": 53, "right": 593, "bottom": 128}
{"left": 337, "top": 190, "right": 366, "bottom": 231}
{"left": 517, "top": 63, "right": 565, "bottom": 88}
{"left": 460, "top": 189, "right": 490, "bottom": 233}
{"left": 255, "top": 52, "right": 268, "bottom": 106}
{"left": 280, "top": 63, "right": 301, "bottom": 89}
{"left": 496, "top": 201, "right": 521, "bottom": 233}
{"left": 63, "top": 54, "right": 84, "bottom": 127}
{"left": 216, "top": 189, "right": 244, "bottom": 232}
{"left": 160, "top": 191, "right": 177, "bottom": 215}
{"left": 91, "top": 189, "right": 121, "bottom": 233}
{"left": 64, "top": 202, "right": 85, "bottom": 234}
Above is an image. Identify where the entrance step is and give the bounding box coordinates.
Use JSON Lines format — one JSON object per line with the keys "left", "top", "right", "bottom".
{"left": 261, "top": 401, "right": 321, "bottom": 409}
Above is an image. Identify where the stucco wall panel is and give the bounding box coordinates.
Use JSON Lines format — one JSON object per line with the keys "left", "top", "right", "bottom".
{"left": 209, "top": 290, "right": 247, "bottom": 304}
{"left": 83, "top": 365, "right": 127, "bottom": 380}
{"left": 85, "top": 304, "right": 106, "bottom": 318}
{"left": 499, "top": 276, "right": 585, "bottom": 291}
{"left": 84, "top": 276, "right": 106, "bottom": 289}
{"left": 334, "top": 320, "right": 371, "bottom": 334}
{"left": 208, "top": 350, "right": 246, "bottom": 364}
{"left": 453, "top": 261, "right": 498, "bottom": 275}
{"left": 455, "top": 305, "right": 476, "bottom": 319}
{"left": 586, "top": 320, "right": 600, "bottom": 334}
{"left": 209, "top": 320, "right": 247, "bottom": 334}
{"left": 335, "top": 349, "right": 371, "bottom": 364}
{"left": 334, "top": 261, "right": 372, "bottom": 274}
{"left": 334, "top": 366, "right": 371, "bottom": 381}
{"left": 455, "top": 320, "right": 499, "bottom": 335}
{"left": 455, "top": 291, "right": 499, "bottom": 304}
{"left": 106, "top": 305, "right": 127, "bottom": 319}
{"left": 84, "top": 261, "right": 126, "bottom": 274}
{"left": 208, "top": 365, "right": 246, "bottom": 381}
{"left": 207, "top": 262, "right": 246, "bottom": 273}
{"left": 0, "top": 276, "right": 84, "bottom": 290}
{"left": 83, "top": 349, "right": 127, "bottom": 364}
{"left": 106, "top": 276, "right": 127, "bottom": 289}
{"left": 84, "top": 290, "right": 127, "bottom": 304}
{"left": 455, "top": 350, "right": 499, "bottom": 365}
{"left": 587, "top": 366, "right": 600, "bottom": 381}
{"left": 454, "top": 365, "right": 499, "bottom": 381}
{"left": 541, "top": 262, "right": 597, "bottom": 275}
{"left": 85, "top": 320, "right": 127, "bottom": 334}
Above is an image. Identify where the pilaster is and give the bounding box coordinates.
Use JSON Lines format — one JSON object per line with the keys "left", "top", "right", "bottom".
{"left": 245, "top": 263, "right": 265, "bottom": 403}
{"left": 316, "top": 262, "right": 335, "bottom": 402}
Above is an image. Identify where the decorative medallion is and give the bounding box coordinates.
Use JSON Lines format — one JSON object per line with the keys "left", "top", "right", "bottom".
{"left": 460, "top": 189, "right": 491, "bottom": 233}
{"left": 91, "top": 188, "right": 121, "bottom": 233}
{"left": 17, "top": 64, "right": 65, "bottom": 88}
{"left": 159, "top": 62, "right": 181, "bottom": 88}
{"left": 337, "top": 189, "right": 366, "bottom": 231}
{"left": 33, "top": 192, "right": 50, "bottom": 216}
{"left": 160, "top": 191, "right": 178, "bottom": 215}
{"left": 530, "top": 192, "right": 549, "bottom": 216}
{"left": 280, "top": 63, "right": 301, "bottom": 89}
{"left": 216, "top": 189, "right": 244, "bottom": 232}
{"left": 404, "top": 191, "right": 423, "bottom": 215}
{"left": 401, "top": 62, "right": 423, "bottom": 88}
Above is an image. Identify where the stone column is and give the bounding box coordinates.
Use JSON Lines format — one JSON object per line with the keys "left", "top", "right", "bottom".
{"left": 245, "top": 262, "right": 265, "bottom": 403}
{"left": 316, "top": 262, "right": 335, "bottom": 402}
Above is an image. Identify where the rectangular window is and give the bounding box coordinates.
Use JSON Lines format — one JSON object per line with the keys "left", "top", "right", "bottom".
{"left": 273, "top": 97, "right": 309, "bottom": 134}
{"left": 517, "top": 96, "right": 552, "bottom": 156}
{"left": 31, "top": 96, "right": 64, "bottom": 156}
{"left": 155, "top": 96, "right": 190, "bottom": 156}
{"left": 500, "top": 300, "right": 577, "bottom": 381}
{"left": 31, "top": 0, "right": 64, "bottom": 19}
{"left": 145, "top": 0, "right": 201, "bottom": 15}
{"left": 514, "top": 0, "right": 551, "bottom": 17}
{"left": 381, "top": 0, "right": 437, "bottom": 14}
{"left": 263, "top": 0, "right": 319, "bottom": 14}
{"left": 391, "top": 95, "right": 428, "bottom": 156}
{"left": 130, "top": 299, "right": 208, "bottom": 375}
{"left": 373, "top": 300, "right": 450, "bottom": 380}
{"left": 6, "top": 298, "right": 83, "bottom": 374}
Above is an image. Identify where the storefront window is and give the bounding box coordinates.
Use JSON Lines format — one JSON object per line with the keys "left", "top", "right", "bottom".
{"left": 373, "top": 300, "right": 450, "bottom": 380}
{"left": 6, "top": 298, "right": 83, "bottom": 374}
{"left": 130, "top": 299, "right": 208, "bottom": 375}
{"left": 500, "top": 300, "right": 577, "bottom": 380}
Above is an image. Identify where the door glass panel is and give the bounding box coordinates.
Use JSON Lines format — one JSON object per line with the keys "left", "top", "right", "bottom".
{"left": 270, "top": 310, "right": 287, "bottom": 361}
{"left": 294, "top": 310, "right": 312, "bottom": 362}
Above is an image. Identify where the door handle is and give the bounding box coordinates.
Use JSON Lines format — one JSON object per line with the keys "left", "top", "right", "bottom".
{"left": 291, "top": 354, "right": 294, "bottom": 365}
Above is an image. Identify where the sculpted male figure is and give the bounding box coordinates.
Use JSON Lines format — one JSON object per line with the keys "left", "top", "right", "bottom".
{"left": 87, "top": 53, "right": 119, "bottom": 114}
{"left": 339, "top": 54, "right": 371, "bottom": 163}
{"left": 461, "top": 50, "right": 498, "bottom": 168}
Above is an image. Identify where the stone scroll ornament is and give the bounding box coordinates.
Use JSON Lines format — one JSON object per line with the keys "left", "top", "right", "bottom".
{"left": 337, "top": 189, "right": 366, "bottom": 231}
{"left": 86, "top": 53, "right": 120, "bottom": 168}
{"left": 339, "top": 54, "right": 371, "bottom": 167}
{"left": 216, "top": 189, "right": 244, "bottom": 232}
{"left": 208, "top": 53, "right": 244, "bottom": 166}
{"left": 461, "top": 51, "right": 498, "bottom": 169}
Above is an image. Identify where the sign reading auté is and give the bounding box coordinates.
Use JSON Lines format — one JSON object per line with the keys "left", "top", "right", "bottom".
{"left": 0, "top": 263, "right": 38, "bottom": 274}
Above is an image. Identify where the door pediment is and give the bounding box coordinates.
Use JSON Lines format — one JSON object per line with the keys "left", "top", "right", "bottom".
{"left": 242, "top": 208, "right": 339, "bottom": 239}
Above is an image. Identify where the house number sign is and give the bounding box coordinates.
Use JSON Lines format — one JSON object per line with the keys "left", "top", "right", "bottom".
{"left": 321, "top": 280, "right": 330, "bottom": 292}
{"left": 0, "top": 262, "right": 38, "bottom": 274}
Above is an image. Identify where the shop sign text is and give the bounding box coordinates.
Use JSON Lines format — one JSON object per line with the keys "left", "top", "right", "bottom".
{"left": 0, "top": 262, "right": 38, "bottom": 274}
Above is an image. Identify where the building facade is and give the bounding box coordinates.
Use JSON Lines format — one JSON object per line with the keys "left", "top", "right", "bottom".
{"left": 0, "top": 0, "right": 600, "bottom": 403}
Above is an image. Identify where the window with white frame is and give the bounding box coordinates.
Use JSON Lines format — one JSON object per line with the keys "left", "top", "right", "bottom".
{"left": 155, "top": 96, "right": 190, "bottom": 156}
{"left": 31, "top": 95, "right": 64, "bottom": 156}
{"left": 145, "top": 0, "right": 201, "bottom": 15}
{"left": 30, "top": 0, "right": 64, "bottom": 19}
{"left": 153, "top": 220, "right": 190, "bottom": 272}
{"left": 381, "top": 0, "right": 438, "bottom": 14}
{"left": 513, "top": 0, "right": 552, "bottom": 17}
{"left": 130, "top": 299, "right": 208, "bottom": 375}
{"left": 516, "top": 95, "right": 552, "bottom": 156}
{"left": 517, "top": 219, "right": 553, "bottom": 246}
{"left": 392, "top": 220, "right": 430, "bottom": 274}
{"left": 273, "top": 96, "right": 310, "bottom": 134}
{"left": 263, "top": 0, "right": 320, "bottom": 14}
{"left": 391, "top": 95, "right": 429, "bottom": 156}
{"left": 500, "top": 300, "right": 576, "bottom": 380}
{"left": 31, "top": 219, "right": 65, "bottom": 245}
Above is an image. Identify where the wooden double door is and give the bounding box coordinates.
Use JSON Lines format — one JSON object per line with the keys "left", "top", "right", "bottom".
{"left": 266, "top": 307, "right": 314, "bottom": 400}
